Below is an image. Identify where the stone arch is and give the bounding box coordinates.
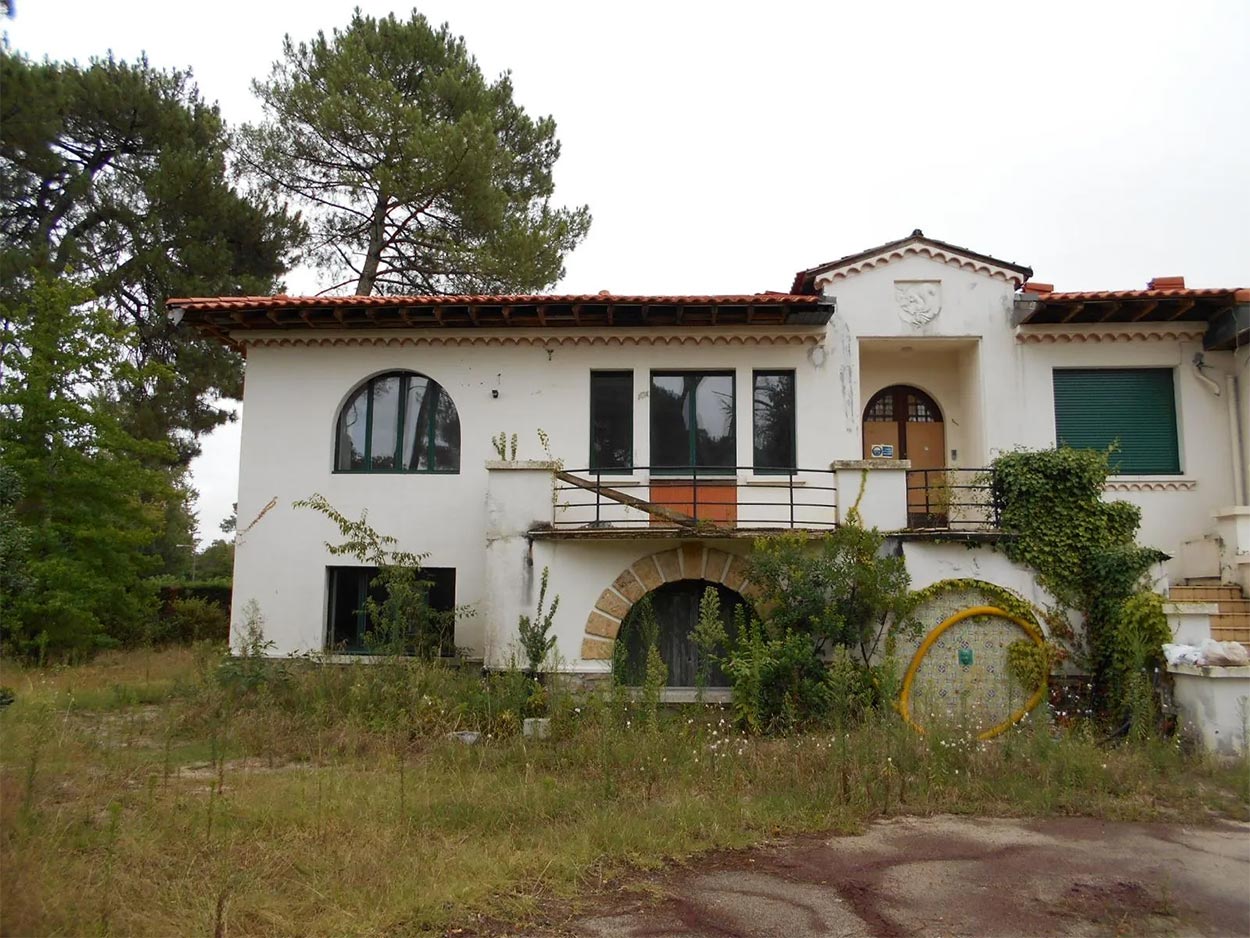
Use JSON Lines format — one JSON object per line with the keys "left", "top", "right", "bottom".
{"left": 581, "top": 545, "right": 759, "bottom": 660}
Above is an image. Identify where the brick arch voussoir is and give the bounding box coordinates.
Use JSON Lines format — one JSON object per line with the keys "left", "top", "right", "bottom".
{"left": 580, "top": 545, "right": 760, "bottom": 661}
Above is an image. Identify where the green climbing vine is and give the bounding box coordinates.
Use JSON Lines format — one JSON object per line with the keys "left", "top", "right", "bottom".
{"left": 902, "top": 577, "right": 1042, "bottom": 633}
{"left": 990, "top": 446, "right": 1167, "bottom": 719}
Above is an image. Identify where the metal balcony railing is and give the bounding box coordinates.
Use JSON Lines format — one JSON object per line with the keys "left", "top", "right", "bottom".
{"left": 552, "top": 466, "right": 838, "bottom": 533}
{"left": 905, "top": 468, "right": 999, "bottom": 530}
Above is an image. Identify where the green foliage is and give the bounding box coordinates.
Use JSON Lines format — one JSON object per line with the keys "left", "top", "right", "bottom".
{"left": 295, "top": 493, "right": 458, "bottom": 659}
{"left": 1006, "top": 640, "right": 1049, "bottom": 693}
{"left": 152, "top": 597, "right": 229, "bottom": 646}
{"left": 0, "top": 50, "right": 303, "bottom": 458}
{"left": 192, "top": 539, "right": 234, "bottom": 581}
{"left": 827, "top": 646, "right": 876, "bottom": 727}
{"left": 1107, "top": 591, "right": 1171, "bottom": 735}
{"left": 517, "top": 566, "right": 559, "bottom": 676}
{"left": 747, "top": 525, "right": 913, "bottom": 662}
{"left": 720, "top": 607, "right": 835, "bottom": 734}
{"left": 904, "top": 578, "right": 1043, "bottom": 632}
{"left": 491, "top": 432, "right": 519, "bottom": 461}
{"left": 691, "top": 586, "right": 727, "bottom": 695}
{"left": 613, "top": 596, "right": 660, "bottom": 686}
{"left": 216, "top": 599, "right": 286, "bottom": 694}
{"left": 991, "top": 447, "right": 1166, "bottom": 708}
{"left": 1, "top": 276, "right": 178, "bottom": 657}
{"left": 240, "top": 9, "right": 589, "bottom": 296}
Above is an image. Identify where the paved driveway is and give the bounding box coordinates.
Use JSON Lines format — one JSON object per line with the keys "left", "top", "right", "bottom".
{"left": 565, "top": 815, "right": 1250, "bottom": 937}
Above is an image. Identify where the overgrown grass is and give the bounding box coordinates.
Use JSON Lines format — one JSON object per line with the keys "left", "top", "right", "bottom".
{"left": 1, "top": 649, "right": 1245, "bottom": 937}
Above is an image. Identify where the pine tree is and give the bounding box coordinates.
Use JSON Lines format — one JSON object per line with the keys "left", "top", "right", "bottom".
{"left": 239, "top": 9, "right": 590, "bottom": 296}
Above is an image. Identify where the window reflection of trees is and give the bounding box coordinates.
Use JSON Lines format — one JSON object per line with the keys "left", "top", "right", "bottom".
{"left": 335, "top": 372, "right": 461, "bottom": 473}
{"left": 651, "top": 373, "right": 735, "bottom": 470}
{"left": 753, "top": 372, "right": 795, "bottom": 470}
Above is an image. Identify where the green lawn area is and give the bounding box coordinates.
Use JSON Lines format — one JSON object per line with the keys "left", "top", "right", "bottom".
{"left": 1, "top": 648, "right": 1246, "bottom": 937}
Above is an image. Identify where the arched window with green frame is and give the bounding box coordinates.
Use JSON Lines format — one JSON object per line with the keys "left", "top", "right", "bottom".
{"left": 335, "top": 371, "right": 461, "bottom": 473}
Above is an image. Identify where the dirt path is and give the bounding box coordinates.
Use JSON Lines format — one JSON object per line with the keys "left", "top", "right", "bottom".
{"left": 560, "top": 815, "right": 1250, "bottom": 937}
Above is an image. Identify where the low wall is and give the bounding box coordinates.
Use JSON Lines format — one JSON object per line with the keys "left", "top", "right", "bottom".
{"left": 1168, "top": 664, "right": 1250, "bottom": 756}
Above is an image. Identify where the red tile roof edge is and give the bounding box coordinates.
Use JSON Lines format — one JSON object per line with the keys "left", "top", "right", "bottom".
{"left": 1030, "top": 287, "right": 1250, "bottom": 302}
{"left": 167, "top": 293, "right": 824, "bottom": 312}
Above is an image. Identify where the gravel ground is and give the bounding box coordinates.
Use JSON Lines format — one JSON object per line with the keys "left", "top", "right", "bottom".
{"left": 556, "top": 815, "right": 1250, "bottom": 937}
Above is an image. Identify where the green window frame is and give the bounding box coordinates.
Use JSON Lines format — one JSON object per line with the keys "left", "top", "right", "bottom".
{"left": 752, "top": 370, "right": 796, "bottom": 473}
{"left": 649, "top": 371, "right": 736, "bottom": 474}
{"left": 334, "top": 371, "right": 461, "bottom": 473}
{"left": 1053, "top": 368, "right": 1180, "bottom": 475}
{"left": 589, "top": 371, "right": 633, "bottom": 472}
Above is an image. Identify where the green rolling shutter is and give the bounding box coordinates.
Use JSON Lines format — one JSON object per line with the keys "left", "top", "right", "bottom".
{"left": 1053, "top": 369, "right": 1180, "bottom": 474}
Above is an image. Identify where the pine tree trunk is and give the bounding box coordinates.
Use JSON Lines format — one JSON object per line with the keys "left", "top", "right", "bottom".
{"left": 354, "top": 192, "right": 389, "bottom": 295}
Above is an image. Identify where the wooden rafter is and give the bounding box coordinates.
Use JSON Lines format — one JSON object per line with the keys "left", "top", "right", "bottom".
{"left": 554, "top": 471, "right": 727, "bottom": 533}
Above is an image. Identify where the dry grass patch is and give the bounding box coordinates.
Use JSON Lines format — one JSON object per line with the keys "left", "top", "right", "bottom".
{"left": 1, "top": 649, "right": 1246, "bottom": 937}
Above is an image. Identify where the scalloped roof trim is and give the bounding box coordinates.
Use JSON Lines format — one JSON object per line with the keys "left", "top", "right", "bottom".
{"left": 812, "top": 245, "right": 1029, "bottom": 288}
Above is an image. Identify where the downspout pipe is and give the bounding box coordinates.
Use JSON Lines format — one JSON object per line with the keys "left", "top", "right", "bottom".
{"left": 1193, "top": 353, "right": 1247, "bottom": 505}
{"left": 1228, "top": 371, "right": 1247, "bottom": 505}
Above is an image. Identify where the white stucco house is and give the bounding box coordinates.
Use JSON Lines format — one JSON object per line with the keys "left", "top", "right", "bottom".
{"left": 170, "top": 231, "right": 1250, "bottom": 707}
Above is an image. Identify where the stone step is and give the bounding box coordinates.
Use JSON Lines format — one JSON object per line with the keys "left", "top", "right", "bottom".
{"left": 1170, "top": 584, "right": 1246, "bottom": 602}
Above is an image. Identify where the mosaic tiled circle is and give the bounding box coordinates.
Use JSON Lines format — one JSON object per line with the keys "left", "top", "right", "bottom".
{"left": 901, "top": 587, "right": 1040, "bottom": 734}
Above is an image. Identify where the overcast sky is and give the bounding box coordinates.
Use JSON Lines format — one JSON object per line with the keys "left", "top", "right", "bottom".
{"left": 10, "top": 0, "right": 1249, "bottom": 543}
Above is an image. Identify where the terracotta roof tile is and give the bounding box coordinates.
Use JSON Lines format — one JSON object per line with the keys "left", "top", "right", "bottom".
{"left": 1036, "top": 287, "right": 1250, "bottom": 302}
{"left": 167, "top": 292, "right": 820, "bottom": 312}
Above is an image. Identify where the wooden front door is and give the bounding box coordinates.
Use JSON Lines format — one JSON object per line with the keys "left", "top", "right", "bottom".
{"left": 863, "top": 385, "right": 947, "bottom": 524}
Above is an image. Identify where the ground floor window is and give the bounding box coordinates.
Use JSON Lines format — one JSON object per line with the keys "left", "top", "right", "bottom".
{"left": 1053, "top": 368, "right": 1179, "bottom": 474}
{"left": 326, "top": 566, "right": 456, "bottom": 654}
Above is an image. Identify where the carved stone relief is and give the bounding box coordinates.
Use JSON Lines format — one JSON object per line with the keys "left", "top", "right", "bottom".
{"left": 894, "top": 280, "right": 942, "bottom": 326}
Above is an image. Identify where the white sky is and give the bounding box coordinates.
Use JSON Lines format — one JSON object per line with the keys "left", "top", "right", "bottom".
{"left": 10, "top": 0, "right": 1250, "bottom": 544}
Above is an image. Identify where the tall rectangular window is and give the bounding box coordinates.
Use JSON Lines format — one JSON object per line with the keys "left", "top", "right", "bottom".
{"left": 589, "top": 371, "right": 633, "bottom": 471}
{"left": 1053, "top": 368, "right": 1180, "bottom": 474}
{"left": 650, "top": 372, "right": 736, "bottom": 472}
{"left": 327, "top": 566, "right": 457, "bottom": 654}
{"left": 753, "top": 371, "right": 796, "bottom": 471}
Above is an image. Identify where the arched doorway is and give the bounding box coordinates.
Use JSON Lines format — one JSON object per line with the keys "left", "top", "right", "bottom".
{"left": 862, "top": 384, "right": 945, "bottom": 467}
{"left": 863, "top": 385, "right": 947, "bottom": 528}
{"left": 615, "top": 580, "right": 748, "bottom": 687}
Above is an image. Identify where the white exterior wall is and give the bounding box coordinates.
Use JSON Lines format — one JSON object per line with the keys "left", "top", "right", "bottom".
{"left": 231, "top": 331, "right": 835, "bottom": 658}
{"left": 819, "top": 253, "right": 1240, "bottom": 574}
{"left": 228, "top": 248, "right": 1243, "bottom": 664}
{"left": 1011, "top": 335, "right": 1238, "bottom": 577}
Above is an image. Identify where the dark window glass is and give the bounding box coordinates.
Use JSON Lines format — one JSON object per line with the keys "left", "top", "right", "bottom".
{"left": 327, "top": 566, "right": 457, "bottom": 654}
{"left": 1053, "top": 368, "right": 1179, "bottom": 474}
{"left": 590, "top": 372, "right": 633, "bottom": 470}
{"left": 865, "top": 395, "right": 894, "bottom": 421}
{"left": 335, "top": 372, "right": 461, "bottom": 473}
{"left": 753, "top": 371, "right": 795, "bottom": 470}
{"left": 650, "top": 372, "right": 736, "bottom": 472}
{"left": 370, "top": 375, "right": 401, "bottom": 470}
{"left": 336, "top": 390, "right": 369, "bottom": 470}
{"left": 907, "top": 394, "right": 938, "bottom": 422}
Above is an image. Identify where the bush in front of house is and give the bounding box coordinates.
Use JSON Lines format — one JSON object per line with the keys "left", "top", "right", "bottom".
{"left": 688, "top": 524, "right": 915, "bottom": 733}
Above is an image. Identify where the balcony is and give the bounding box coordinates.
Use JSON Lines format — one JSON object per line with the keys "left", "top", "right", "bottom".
{"left": 550, "top": 466, "right": 839, "bottom": 536}
{"left": 484, "top": 460, "right": 998, "bottom": 541}
{"left": 904, "top": 468, "right": 999, "bottom": 531}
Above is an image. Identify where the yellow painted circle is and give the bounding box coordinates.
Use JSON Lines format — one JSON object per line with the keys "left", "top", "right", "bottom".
{"left": 898, "top": 605, "right": 1046, "bottom": 741}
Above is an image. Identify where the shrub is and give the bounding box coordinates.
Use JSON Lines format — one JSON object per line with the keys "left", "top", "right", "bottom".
{"left": 992, "top": 446, "right": 1166, "bottom": 715}
{"left": 746, "top": 525, "right": 912, "bottom": 662}
{"left": 1108, "top": 591, "right": 1171, "bottom": 736}
{"left": 153, "top": 597, "right": 229, "bottom": 645}
{"left": 517, "top": 566, "right": 559, "bottom": 677}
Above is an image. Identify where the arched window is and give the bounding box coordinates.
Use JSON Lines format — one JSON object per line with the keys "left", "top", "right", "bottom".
{"left": 335, "top": 372, "right": 461, "bottom": 473}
